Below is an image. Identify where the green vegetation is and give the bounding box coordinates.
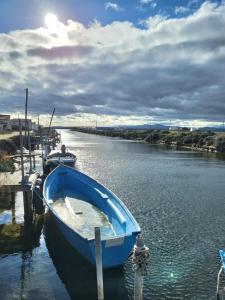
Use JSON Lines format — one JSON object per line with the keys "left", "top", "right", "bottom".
{"left": 0, "top": 139, "right": 17, "bottom": 154}
{"left": 0, "top": 138, "right": 17, "bottom": 172}
{"left": 0, "top": 153, "right": 15, "bottom": 172}
{"left": 75, "top": 128, "right": 225, "bottom": 153}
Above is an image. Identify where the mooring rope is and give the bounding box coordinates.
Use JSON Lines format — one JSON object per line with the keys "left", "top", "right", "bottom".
{"left": 132, "top": 234, "right": 150, "bottom": 276}
{"left": 33, "top": 188, "right": 44, "bottom": 201}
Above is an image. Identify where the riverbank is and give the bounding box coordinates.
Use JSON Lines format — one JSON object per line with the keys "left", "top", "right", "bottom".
{"left": 0, "top": 134, "right": 18, "bottom": 172}
{"left": 0, "top": 131, "right": 20, "bottom": 140}
{"left": 0, "top": 128, "right": 60, "bottom": 173}
{"left": 0, "top": 153, "right": 15, "bottom": 172}
{"left": 71, "top": 127, "right": 225, "bottom": 153}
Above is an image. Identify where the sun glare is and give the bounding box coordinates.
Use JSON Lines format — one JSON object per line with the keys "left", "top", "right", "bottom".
{"left": 45, "top": 13, "right": 58, "bottom": 31}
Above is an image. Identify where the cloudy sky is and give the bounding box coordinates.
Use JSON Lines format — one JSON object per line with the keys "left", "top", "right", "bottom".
{"left": 0, "top": 0, "right": 224, "bottom": 127}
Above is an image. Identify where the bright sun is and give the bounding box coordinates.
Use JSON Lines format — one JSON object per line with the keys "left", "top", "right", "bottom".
{"left": 44, "top": 13, "right": 58, "bottom": 30}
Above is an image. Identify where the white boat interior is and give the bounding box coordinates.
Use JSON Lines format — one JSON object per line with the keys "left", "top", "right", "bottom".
{"left": 51, "top": 197, "right": 116, "bottom": 240}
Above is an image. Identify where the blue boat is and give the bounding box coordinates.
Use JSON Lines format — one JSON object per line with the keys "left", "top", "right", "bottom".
{"left": 43, "top": 164, "right": 140, "bottom": 269}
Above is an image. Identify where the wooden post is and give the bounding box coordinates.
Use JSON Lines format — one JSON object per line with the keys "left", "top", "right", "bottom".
{"left": 32, "top": 155, "right": 36, "bottom": 169}
{"left": 27, "top": 121, "right": 32, "bottom": 173}
{"left": 95, "top": 227, "right": 104, "bottom": 300}
{"left": 134, "top": 273, "right": 143, "bottom": 300}
{"left": 24, "top": 88, "right": 28, "bottom": 147}
{"left": 11, "top": 192, "right": 16, "bottom": 224}
{"left": 23, "top": 190, "right": 33, "bottom": 223}
{"left": 37, "top": 114, "right": 39, "bottom": 129}
{"left": 132, "top": 234, "right": 149, "bottom": 300}
{"left": 40, "top": 127, "right": 46, "bottom": 175}
{"left": 19, "top": 119, "right": 25, "bottom": 184}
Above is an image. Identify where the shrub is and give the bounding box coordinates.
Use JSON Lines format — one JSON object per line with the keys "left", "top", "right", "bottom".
{"left": 0, "top": 139, "right": 17, "bottom": 155}
{"left": 0, "top": 153, "right": 15, "bottom": 172}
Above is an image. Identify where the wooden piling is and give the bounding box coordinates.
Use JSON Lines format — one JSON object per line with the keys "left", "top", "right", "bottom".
{"left": 24, "top": 88, "right": 28, "bottom": 146}
{"left": 27, "top": 121, "right": 32, "bottom": 173}
{"left": 19, "top": 119, "right": 25, "bottom": 184}
{"left": 32, "top": 155, "right": 36, "bottom": 169}
{"left": 23, "top": 190, "right": 33, "bottom": 223}
{"left": 11, "top": 192, "right": 16, "bottom": 224}
{"left": 134, "top": 273, "right": 144, "bottom": 300}
{"left": 95, "top": 227, "right": 104, "bottom": 300}
{"left": 132, "top": 234, "right": 149, "bottom": 300}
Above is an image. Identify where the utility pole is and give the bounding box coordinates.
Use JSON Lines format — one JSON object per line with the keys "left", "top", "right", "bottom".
{"left": 27, "top": 121, "right": 32, "bottom": 173}
{"left": 19, "top": 119, "right": 25, "bottom": 184}
{"left": 24, "top": 88, "right": 28, "bottom": 147}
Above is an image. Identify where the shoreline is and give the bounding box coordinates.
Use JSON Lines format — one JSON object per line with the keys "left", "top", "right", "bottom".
{"left": 70, "top": 128, "right": 225, "bottom": 155}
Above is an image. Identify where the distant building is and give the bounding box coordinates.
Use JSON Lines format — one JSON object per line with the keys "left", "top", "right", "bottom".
{"left": 31, "top": 122, "right": 38, "bottom": 131}
{"left": 169, "top": 126, "right": 179, "bottom": 131}
{"left": 10, "top": 118, "right": 32, "bottom": 130}
{"left": 180, "top": 127, "right": 190, "bottom": 131}
{"left": 0, "top": 114, "right": 11, "bottom": 132}
{"left": 190, "top": 127, "right": 198, "bottom": 132}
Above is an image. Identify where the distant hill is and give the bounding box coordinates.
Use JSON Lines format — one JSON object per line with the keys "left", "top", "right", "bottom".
{"left": 199, "top": 126, "right": 225, "bottom": 132}
{"left": 118, "top": 124, "right": 169, "bottom": 130}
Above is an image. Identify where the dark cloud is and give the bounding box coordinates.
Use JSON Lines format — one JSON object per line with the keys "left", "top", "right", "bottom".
{"left": 0, "top": 2, "right": 225, "bottom": 125}
{"left": 8, "top": 51, "right": 23, "bottom": 59}
{"left": 27, "top": 45, "right": 93, "bottom": 59}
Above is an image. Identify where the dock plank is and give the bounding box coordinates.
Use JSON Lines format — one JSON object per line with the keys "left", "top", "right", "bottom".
{"left": 0, "top": 170, "right": 23, "bottom": 190}
{"left": 0, "top": 170, "right": 39, "bottom": 192}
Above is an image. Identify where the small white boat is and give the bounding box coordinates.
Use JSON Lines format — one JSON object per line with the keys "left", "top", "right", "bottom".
{"left": 43, "top": 144, "right": 76, "bottom": 174}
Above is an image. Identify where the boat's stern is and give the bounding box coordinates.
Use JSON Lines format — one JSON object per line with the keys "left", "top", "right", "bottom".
{"left": 88, "top": 232, "right": 139, "bottom": 269}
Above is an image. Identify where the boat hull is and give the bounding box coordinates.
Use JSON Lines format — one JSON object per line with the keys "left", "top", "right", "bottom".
{"left": 43, "top": 165, "right": 140, "bottom": 269}
{"left": 50, "top": 208, "right": 138, "bottom": 269}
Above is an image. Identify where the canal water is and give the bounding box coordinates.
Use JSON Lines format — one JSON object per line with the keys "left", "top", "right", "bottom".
{"left": 1, "top": 129, "right": 225, "bottom": 299}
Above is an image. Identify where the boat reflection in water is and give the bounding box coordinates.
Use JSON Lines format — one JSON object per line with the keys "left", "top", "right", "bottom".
{"left": 44, "top": 213, "right": 129, "bottom": 300}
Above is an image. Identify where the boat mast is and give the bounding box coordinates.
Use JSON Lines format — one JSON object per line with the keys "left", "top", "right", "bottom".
{"left": 47, "top": 107, "right": 56, "bottom": 140}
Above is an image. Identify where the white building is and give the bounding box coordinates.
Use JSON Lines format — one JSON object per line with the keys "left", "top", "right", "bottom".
{"left": 0, "top": 115, "right": 11, "bottom": 132}
{"left": 10, "top": 118, "right": 32, "bottom": 130}
{"left": 169, "top": 126, "right": 179, "bottom": 131}
{"left": 31, "top": 122, "right": 39, "bottom": 131}
{"left": 190, "top": 127, "right": 199, "bottom": 132}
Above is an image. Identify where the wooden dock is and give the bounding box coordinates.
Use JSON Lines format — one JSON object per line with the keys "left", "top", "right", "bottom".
{"left": 0, "top": 169, "right": 39, "bottom": 192}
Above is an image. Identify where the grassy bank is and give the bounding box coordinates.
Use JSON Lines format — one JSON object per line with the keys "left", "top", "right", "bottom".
{"left": 0, "top": 138, "right": 17, "bottom": 172}
{"left": 0, "top": 131, "right": 20, "bottom": 171}
{"left": 73, "top": 128, "right": 225, "bottom": 153}
{"left": 0, "top": 154, "right": 15, "bottom": 172}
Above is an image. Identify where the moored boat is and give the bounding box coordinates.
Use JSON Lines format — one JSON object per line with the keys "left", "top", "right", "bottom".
{"left": 43, "top": 144, "right": 76, "bottom": 174}
{"left": 43, "top": 164, "right": 140, "bottom": 269}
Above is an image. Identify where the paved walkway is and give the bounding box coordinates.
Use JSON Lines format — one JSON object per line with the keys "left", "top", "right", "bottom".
{"left": 0, "top": 131, "right": 20, "bottom": 140}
